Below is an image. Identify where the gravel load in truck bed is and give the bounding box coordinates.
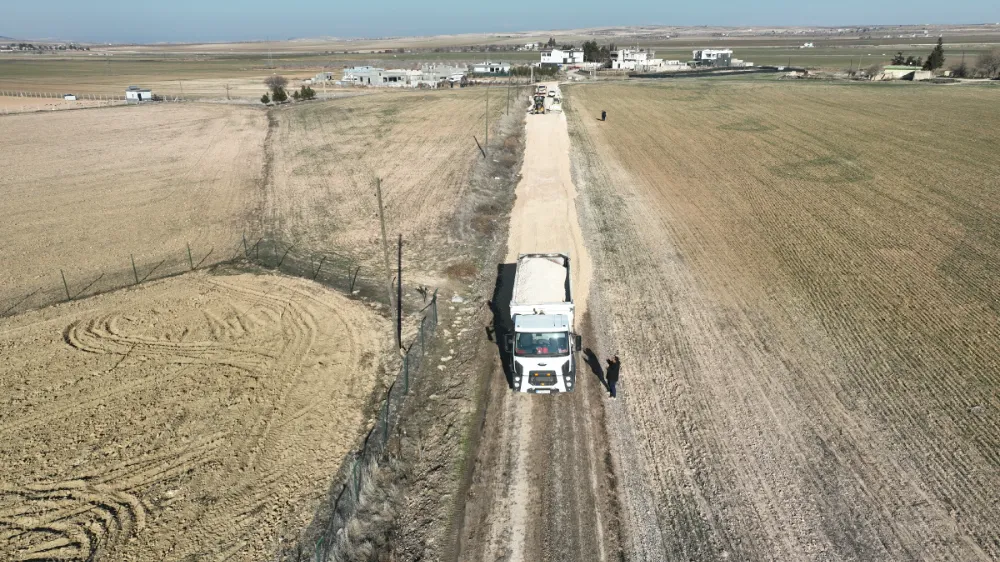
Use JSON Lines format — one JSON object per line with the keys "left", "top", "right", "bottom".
{"left": 512, "top": 256, "right": 568, "bottom": 304}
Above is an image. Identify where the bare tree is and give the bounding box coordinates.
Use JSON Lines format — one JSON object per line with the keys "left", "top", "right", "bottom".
{"left": 264, "top": 75, "right": 288, "bottom": 92}
{"left": 977, "top": 48, "right": 1000, "bottom": 78}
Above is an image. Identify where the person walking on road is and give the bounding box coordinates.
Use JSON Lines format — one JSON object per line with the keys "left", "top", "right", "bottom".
{"left": 601, "top": 110, "right": 607, "bottom": 122}
{"left": 605, "top": 355, "right": 620, "bottom": 399}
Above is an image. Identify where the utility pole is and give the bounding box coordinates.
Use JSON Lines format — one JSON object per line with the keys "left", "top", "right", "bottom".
{"left": 225, "top": 83, "right": 231, "bottom": 100}
{"left": 397, "top": 234, "right": 403, "bottom": 350}
{"left": 506, "top": 74, "right": 511, "bottom": 115}
{"left": 485, "top": 84, "right": 489, "bottom": 150}
{"left": 375, "top": 178, "right": 399, "bottom": 349}
{"left": 179, "top": 80, "right": 183, "bottom": 99}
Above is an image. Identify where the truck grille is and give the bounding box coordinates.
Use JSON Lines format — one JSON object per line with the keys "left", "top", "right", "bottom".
{"left": 528, "top": 370, "right": 558, "bottom": 387}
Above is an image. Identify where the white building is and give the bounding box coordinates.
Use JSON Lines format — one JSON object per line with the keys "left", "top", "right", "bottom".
{"left": 421, "top": 64, "right": 466, "bottom": 82}
{"left": 541, "top": 48, "right": 584, "bottom": 65}
{"left": 692, "top": 49, "right": 733, "bottom": 65}
{"left": 690, "top": 49, "right": 752, "bottom": 68}
{"left": 611, "top": 49, "right": 686, "bottom": 72}
{"left": 124, "top": 86, "right": 152, "bottom": 101}
{"left": 610, "top": 48, "right": 651, "bottom": 70}
{"left": 341, "top": 67, "right": 425, "bottom": 87}
{"left": 469, "top": 61, "right": 511, "bottom": 74}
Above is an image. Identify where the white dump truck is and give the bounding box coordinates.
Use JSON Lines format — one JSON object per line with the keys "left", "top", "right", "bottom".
{"left": 507, "top": 253, "right": 582, "bottom": 393}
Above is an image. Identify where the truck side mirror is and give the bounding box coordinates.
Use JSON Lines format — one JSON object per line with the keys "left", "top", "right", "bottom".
{"left": 575, "top": 334, "right": 583, "bottom": 350}
{"left": 505, "top": 334, "right": 514, "bottom": 353}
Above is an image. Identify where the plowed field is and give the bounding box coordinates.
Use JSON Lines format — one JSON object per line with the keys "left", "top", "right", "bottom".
{"left": 0, "top": 271, "right": 386, "bottom": 561}
{"left": 0, "top": 104, "right": 266, "bottom": 314}
{"left": 566, "top": 81, "right": 1000, "bottom": 560}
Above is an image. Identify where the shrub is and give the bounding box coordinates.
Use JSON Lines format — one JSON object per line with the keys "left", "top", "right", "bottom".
{"left": 261, "top": 92, "right": 270, "bottom": 104}
{"left": 444, "top": 261, "right": 478, "bottom": 280}
{"left": 977, "top": 48, "right": 1000, "bottom": 78}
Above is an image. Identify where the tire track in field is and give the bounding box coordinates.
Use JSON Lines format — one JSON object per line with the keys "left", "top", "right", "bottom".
{"left": 0, "top": 272, "right": 383, "bottom": 561}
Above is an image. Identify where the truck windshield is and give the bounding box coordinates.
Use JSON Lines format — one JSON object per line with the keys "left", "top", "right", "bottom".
{"left": 515, "top": 332, "right": 569, "bottom": 357}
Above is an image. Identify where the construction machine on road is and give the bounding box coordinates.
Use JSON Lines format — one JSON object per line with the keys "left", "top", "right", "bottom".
{"left": 531, "top": 95, "right": 546, "bottom": 114}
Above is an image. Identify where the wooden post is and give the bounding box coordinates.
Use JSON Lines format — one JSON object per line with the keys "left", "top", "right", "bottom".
{"left": 131, "top": 254, "right": 139, "bottom": 284}
{"left": 375, "top": 178, "right": 399, "bottom": 348}
{"left": 60, "top": 269, "right": 71, "bottom": 301}
{"left": 313, "top": 255, "right": 327, "bottom": 279}
{"left": 242, "top": 232, "right": 249, "bottom": 258}
{"left": 349, "top": 265, "right": 361, "bottom": 293}
{"left": 187, "top": 243, "right": 194, "bottom": 269}
{"left": 397, "top": 234, "right": 403, "bottom": 350}
{"left": 485, "top": 84, "right": 489, "bottom": 150}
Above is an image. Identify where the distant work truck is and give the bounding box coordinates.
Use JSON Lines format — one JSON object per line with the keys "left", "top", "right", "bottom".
{"left": 506, "top": 253, "right": 582, "bottom": 393}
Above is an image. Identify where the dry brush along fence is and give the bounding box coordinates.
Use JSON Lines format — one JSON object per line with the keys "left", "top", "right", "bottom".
{"left": 250, "top": 236, "right": 444, "bottom": 562}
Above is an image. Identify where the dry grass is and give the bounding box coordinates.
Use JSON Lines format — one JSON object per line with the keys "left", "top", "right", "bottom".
{"left": 264, "top": 88, "right": 508, "bottom": 286}
{"left": 0, "top": 103, "right": 267, "bottom": 313}
{"left": 567, "top": 79, "right": 1000, "bottom": 560}
{"left": 443, "top": 260, "right": 479, "bottom": 280}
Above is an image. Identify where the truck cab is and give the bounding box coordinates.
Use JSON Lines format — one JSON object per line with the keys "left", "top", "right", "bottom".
{"left": 510, "top": 314, "right": 580, "bottom": 393}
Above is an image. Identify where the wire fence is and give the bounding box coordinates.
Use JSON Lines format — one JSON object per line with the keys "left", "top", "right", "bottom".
{"left": 0, "top": 237, "right": 248, "bottom": 318}
{"left": 308, "top": 289, "right": 438, "bottom": 562}
{"left": 0, "top": 90, "right": 127, "bottom": 100}
{"left": 1, "top": 233, "right": 431, "bottom": 323}
{"left": 1, "top": 233, "right": 442, "bottom": 561}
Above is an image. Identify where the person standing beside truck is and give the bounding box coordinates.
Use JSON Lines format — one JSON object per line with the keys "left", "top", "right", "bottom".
{"left": 606, "top": 355, "right": 620, "bottom": 398}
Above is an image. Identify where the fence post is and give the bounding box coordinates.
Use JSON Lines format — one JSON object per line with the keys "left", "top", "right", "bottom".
{"left": 131, "top": 254, "right": 139, "bottom": 284}
{"left": 382, "top": 398, "right": 390, "bottom": 442}
{"left": 313, "top": 255, "right": 326, "bottom": 280}
{"left": 420, "top": 316, "right": 426, "bottom": 359}
{"left": 349, "top": 266, "right": 360, "bottom": 294}
{"left": 242, "top": 232, "right": 249, "bottom": 258}
{"left": 351, "top": 458, "right": 359, "bottom": 498}
{"left": 432, "top": 290, "right": 438, "bottom": 326}
{"left": 187, "top": 243, "right": 194, "bottom": 270}
{"left": 60, "top": 269, "right": 71, "bottom": 301}
{"left": 403, "top": 352, "right": 409, "bottom": 394}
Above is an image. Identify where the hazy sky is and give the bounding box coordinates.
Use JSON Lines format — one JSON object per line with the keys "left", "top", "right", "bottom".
{"left": 3, "top": 0, "right": 996, "bottom": 43}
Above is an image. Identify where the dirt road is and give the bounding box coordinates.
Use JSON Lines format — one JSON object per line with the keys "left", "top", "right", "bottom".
{"left": 459, "top": 85, "right": 620, "bottom": 561}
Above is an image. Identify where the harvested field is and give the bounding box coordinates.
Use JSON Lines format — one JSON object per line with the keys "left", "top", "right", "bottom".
{"left": 0, "top": 95, "right": 120, "bottom": 113}
{"left": 265, "top": 88, "right": 509, "bottom": 284}
{"left": 0, "top": 270, "right": 387, "bottom": 561}
{"left": 566, "top": 80, "right": 1000, "bottom": 560}
{"left": 0, "top": 104, "right": 266, "bottom": 313}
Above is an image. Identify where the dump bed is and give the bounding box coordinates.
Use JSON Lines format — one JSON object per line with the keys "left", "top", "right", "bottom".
{"left": 511, "top": 253, "right": 571, "bottom": 306}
